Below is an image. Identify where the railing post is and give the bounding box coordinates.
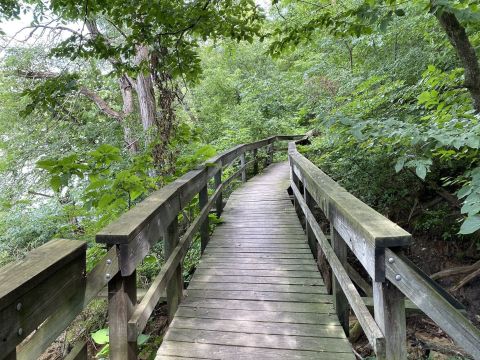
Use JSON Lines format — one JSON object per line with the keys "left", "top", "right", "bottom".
{"left": 199, "top": 185, "right": 209, "bottom": 254}
{"left": 264, "top": 146, "right": 269, "bottom": 168}
{"left": 253, "top": 148, "right": 258, "bottom": 175}
{"left": 214, "top": 169, "right": 223, "bottom": 217}
{"left": 373, "top": 280, "right": 407, "bottom": 360}
{"left": 108, "top": 264, "right": 137, "bottom": 360}
{"left": 292, "top": 172, "right": 301, "bottom": 216}
{"left": 164, "top": 217, "right": 183, "bottom": 320}
{"left": 331, "top": 227, "right": 350, "bottom": 336}
{"left": 240, "top": 152, "right": 247, "bottom": 182}
{"left": 303, "top": 184, "right": 317, "bottom": 259}
{"left": 268, "top": 143, "right": 274, "bottom": 164}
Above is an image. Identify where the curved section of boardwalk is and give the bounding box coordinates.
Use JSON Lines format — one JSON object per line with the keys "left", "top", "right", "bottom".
{"left": 156, "top": 162, "right": 354, "bottom": 360}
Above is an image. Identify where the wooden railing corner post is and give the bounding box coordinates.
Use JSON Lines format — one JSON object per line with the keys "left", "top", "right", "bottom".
{"left": 199, "top": 185, "right": 209, "bottom": 253}
{"left": 373, "top": 280, "right": 407, "bottom": 360}
{"left": 164, "top": 217, "right": 183, "bottom": 321}
{"left": 214, "top": 170, "right": 223, "bottom": 217}
{"left": 331, "top": 226, "right": 350, "bottom": 336}
{"left": 240, "top": 152, "right": 247, "bottom": 183}
{"left": 108, "top": 261, "right": 137, "bottom": 360}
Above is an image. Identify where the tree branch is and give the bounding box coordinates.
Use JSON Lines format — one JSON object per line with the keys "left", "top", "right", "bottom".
{"left": 79, "top": 87, "right": 124, "bottom": 121}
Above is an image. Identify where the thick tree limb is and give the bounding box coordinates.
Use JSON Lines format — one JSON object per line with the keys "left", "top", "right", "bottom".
{"left": 79, "top": 87, "right": 124, "bottom": 120}
{"left": 17, "top": 70, "right": 58, "bottom": 79}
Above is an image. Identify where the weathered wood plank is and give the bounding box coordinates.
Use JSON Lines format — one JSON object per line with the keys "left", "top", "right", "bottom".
{"left": 185, "top": 289, "right": 332, "bottom": 303}
{"left": 157, "top": 341, "right": 355, "bottom": 360}
{"left": 190, "top": 275, "right": 324, "bottom": 285}
{"left": 187, "top": 282, "right": 327, "bottom": 294}
{"left": 192, "top": 269, "right": 320, "bottom": 278}
{"left": 170, "top": 317, "right": 344, "bottom": 338}
{"left": 198, "top": 262, "right": 318, "bottom": 271}
{"left": 181, "top": 297, "right": 333, "bottom": 312}
{"left": 164, "top": 328, "right": 352, "bottom": 353}
{"left": 175, "top": 307, "right": 339, "bottom": 324}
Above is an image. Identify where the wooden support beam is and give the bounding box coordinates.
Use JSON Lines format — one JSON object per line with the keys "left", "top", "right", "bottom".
{"left": 164, "top": 218, "right": 182, "bottom": 321}
{"left": 346, "top": 263, "right": 373, "bottom": 297}
{"left": 268, "top": 143, "right": 274, "bottom": 164}
{"left": 373, "top": 281, "right": 407, "bottom": 360}
{"left": 331, "top": 227, "right": 350, "bottom": 337}
{"left": 108, "top": 268, "right": 137, "bottom": 360}
{"left": 214, "top": 170, "right": 223, "bottom": 217}
{"left": 304, "top": 186, "right": 316, "bottom": 259}
{"left": 199, "top": 185, "right": 209, "bottom": 254}
{"left": 240, "top": 153, "right": 247, "bottom": 182}
{"left": 253, "top": 148, "right": 258, "bottom": 175}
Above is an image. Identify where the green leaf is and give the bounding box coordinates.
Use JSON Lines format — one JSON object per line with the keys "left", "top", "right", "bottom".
{"left": 394, "top": 158, "right": 405, "bottom": 173}
{"left": 459, "top": 215, "right": 480, "bottom": 234}
{"left": 415, "top": 164, "right": 427, "bottom": 180}
{"left": 50, "top": 176, "right": 62, "bottom": 192}
{"left": 457, "top": 186, "right": 472, "bottom": 199}
{"left": 91, "top": 328, "right": 109, "bottom": 345}
{"left": 394, "top": 9, "right": 405, "bottom": 16}
{"left": 137, "top": 333, "right": 150, "bottom": 346}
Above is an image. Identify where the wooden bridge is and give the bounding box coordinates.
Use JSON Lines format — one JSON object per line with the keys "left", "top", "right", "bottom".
{"left": 1, "top": 135, "right": 480, "bottom": 360}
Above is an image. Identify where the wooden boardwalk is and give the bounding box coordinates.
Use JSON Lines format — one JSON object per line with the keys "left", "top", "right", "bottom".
{"left": 156, "top": 162, "right": 354, "bottom": 359}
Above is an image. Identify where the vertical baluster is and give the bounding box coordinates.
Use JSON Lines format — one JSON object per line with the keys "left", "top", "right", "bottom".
{"left": 303, "top": 184, "right": 317, "bottom": 259}
{"left": 253, "top": 148, "right": 258, "bottom": 175}
{"left": 240, "top": 153, "right": 247, "bottom": 182}
{"left": 214, "top": 170, "right": 223, "bottom": 217}
{"left": 108, "top": 264, "right": 137, "bottom": 360}
{"left": 164, "top": 218, "right": 182, "bottom": 321}
{"left": 199, "top": 185, "right": 209, "bottom": 254}
{"left": 373, "top": 280, "right": 407, "bottom": 359}
{"left": 331, "top": 227, "right": 350, "bottom": 336}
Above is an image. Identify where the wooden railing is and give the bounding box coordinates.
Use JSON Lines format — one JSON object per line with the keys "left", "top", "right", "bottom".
{"left": 0, "top": 135, "right": 302, "bottom": 360}
{"left": 288, "top": 139, "right": 480, "bottom": 360}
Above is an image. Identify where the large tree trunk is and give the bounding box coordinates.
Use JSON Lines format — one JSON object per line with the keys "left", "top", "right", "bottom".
{"left": 435, "top": 8, "right": 480, "bottom": 112}
{"left": 119, "top": 75, "right": 139, "bottom": 153}
{"left": 135, "top": 46, "right": 157, "bottom": 135}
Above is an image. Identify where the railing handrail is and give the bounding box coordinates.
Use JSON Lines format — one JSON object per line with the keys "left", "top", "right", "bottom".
{"left": 288, "top": 138, "right": 480, "bottom": 360}
{"left": 96, "top": 135, "right": 303, "bottom": 245}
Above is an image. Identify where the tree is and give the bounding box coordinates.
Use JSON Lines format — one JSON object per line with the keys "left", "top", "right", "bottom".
{"left": 4, "top": 0, "right": 263, "bottom": 166}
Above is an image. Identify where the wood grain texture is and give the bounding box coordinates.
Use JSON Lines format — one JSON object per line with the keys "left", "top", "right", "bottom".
{"left": 156, "top": 162, "right": 353, "bottom": 360}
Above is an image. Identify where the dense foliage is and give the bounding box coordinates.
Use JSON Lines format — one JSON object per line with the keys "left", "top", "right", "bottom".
{"left": 0, "top": 0, "right": 479, "bottom": 355}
